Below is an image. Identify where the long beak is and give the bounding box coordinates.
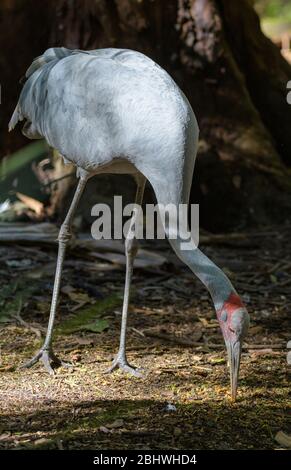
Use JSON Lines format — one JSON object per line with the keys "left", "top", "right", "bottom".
{"left": 226, "top": 340, "right": 242, "bottom": 402}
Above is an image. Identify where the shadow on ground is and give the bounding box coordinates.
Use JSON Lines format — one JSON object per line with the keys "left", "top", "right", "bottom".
{"left": 0, "top": 396, "right": 288, "bottom": 450}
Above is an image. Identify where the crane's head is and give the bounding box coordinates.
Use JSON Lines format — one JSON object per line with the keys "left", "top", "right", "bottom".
{"left": 217, "top": 293, "right": 249, "bottom": 401}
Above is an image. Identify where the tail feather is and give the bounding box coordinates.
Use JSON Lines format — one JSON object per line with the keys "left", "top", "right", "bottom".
{"left": 9, "top": 47, "right": 74, "bottom": 132}
{"left": 8, "top": 105, "right": 23, "bottom": 132}
{"left": 25, "top": 47, "right": 72, "bottom": 79}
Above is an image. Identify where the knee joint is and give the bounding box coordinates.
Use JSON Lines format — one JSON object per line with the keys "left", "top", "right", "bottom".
{"left": 58, "top": 223, "right": 72, "bottom": 243}
{"left": 125, "top": 236, "right": 138, "bottom": 258}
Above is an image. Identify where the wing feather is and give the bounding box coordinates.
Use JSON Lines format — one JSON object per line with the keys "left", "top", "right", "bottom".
{"left": 8, "top": 47, "right": 73, "bottom": 132}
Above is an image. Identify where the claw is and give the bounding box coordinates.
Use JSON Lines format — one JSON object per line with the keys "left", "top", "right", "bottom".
{"left": 105, "top": 356, "right": 144, "bottom": 378}
{"left": 20, "top": 348, "right": 72, "bottom": 375}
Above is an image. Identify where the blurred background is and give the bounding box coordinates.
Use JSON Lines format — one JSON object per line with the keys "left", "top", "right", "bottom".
{"left": 0, "top": 0, "right": 291, "bottom": 232}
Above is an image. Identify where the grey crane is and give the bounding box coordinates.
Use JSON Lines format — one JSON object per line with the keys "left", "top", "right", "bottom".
{"left": 9, "top": 47, "right": 249, "bottom": 400}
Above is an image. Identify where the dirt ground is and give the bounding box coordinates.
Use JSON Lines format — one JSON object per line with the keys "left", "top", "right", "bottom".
{"left": 0, "top": 225, "right": 290, "bottom": 450}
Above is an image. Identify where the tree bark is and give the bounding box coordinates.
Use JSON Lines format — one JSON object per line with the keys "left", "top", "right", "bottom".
{"left": 219, "top": 0, "right": 291, "bottom": 166}
{"left": 0, "top": 0, "right": 52, "bottom": 154}
{"left": 1, "top": 0, "right": 291, "bottom": 230}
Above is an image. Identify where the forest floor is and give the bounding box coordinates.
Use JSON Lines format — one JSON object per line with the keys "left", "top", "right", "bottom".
{"left": 0, "top": 224, "right": 290, "bottom": 450}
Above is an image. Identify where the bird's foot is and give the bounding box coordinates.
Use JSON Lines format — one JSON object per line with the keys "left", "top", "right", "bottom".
{"left": 20, "top": 347, "right": 72, "bottom": 375}
{"left": 105, "top": 354, "right": 144, "bottom": 378}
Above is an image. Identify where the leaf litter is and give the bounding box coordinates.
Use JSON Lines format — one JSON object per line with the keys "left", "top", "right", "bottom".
{"left": 0, "top": 225, "right": 290, "bottom": 449}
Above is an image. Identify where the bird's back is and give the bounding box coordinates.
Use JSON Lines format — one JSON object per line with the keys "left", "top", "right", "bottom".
{"left": 9, "top": 47, "right": 198, "bottom": 175}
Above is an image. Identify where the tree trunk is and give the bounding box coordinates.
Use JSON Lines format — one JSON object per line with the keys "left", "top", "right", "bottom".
{"left": 1, "top": 0, "right": 291, "bottom": 230}
{"left": 0, "top": 0, "right": 52, "bottom": 154}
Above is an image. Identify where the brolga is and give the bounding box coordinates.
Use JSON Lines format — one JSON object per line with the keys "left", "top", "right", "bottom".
{"left": 9, "top": 47, "right": 250, "bottom": 401}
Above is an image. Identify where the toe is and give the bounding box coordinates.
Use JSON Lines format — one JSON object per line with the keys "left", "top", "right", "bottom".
{"left": 104, "top": 362, "right": 118, "bottom": 374}
{"left": 19, "top": 349, "right": 68, "bottom": 374}
{"left": 41, "top": 352, "right": 56, "bottom": 375}
{"left": 106, "top": 360, "right": 144, "bottom": 377}
{"left": 20, "top": 352, "right": 42, "bottom": 369}
{"left": 123, "top": 365, "right": 144, "bottom": 378}
{"left": 60, "top": 360, "right": 73, "bottom": 368}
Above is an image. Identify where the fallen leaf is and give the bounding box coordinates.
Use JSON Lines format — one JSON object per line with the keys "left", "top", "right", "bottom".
{"left": 36, "top": 302, "right": 50, "bottom": 314}
{"left": 67, "top": 291, "right": 92, "bottom": 304}
{"left": 210, "top": 357, "right": 226, "bottom": 364}
{"left": 0, "top": 365, "right": 16, "bottom": 372}
{"left": 74, "top": 337, "right": 94, "bottom": 346}
{"left": 79, "top": 318, "right": 109, "bottom": 333}
{"left": 61, "top": 285, "right": 75, "bottom": 295}
{"left": 275, "top": 431, "right": 291, "bottom": 449}
{"left": 71, "top": 351, "right": 82, "bottom": 362}
{"left": 249, "top": 325, "right": 264, "bottom": 335}
{"left": 99, "top": 426, "right": 111, "bottom": 433}
{"left": 5, "top": 259, "right": 32, "bottom": 268}
{"left": 33, "top": 438, "right": 53, "bottom": 448}
{"left": 16, "top": 192, "right": 44, "bottom": 216}
{"left": 106, "top": 419, "right": 124, "bottom": 429}
{"left": 250, "top": 349, "right": 279, "bottom": 357}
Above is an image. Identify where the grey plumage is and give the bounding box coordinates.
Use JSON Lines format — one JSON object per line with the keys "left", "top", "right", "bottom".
{"left": 10, "top": 48, "right": 74, "bottom": 136}
{"left": 25, "top": 47, "right": 73, "bottom": 78}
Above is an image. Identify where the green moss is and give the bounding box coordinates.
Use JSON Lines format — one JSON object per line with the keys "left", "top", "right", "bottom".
{"left": 0, "top": 280, "right": 40, "bottom": 322}
{"left": 57, "top": 293, "right": 123, "bottom": 334}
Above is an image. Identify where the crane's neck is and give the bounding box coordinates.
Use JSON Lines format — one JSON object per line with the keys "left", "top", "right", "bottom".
{"left": 169, "top": 239, "right": 243, "bottom": 315}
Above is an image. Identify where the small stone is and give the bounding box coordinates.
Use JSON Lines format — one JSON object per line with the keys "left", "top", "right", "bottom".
{"left": 164, "top": 403, "right": 177, "bottom": 412}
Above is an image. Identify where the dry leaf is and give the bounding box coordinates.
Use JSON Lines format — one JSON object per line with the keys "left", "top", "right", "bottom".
{"left": 99, "top": 426, "right": 111, "bottom": 433}
{"left": 16, "top": 192, "right": 44, "bottom": 216}
{"left": 61, "top": 285, "right": 75, "bottom": 295}
{"left": 249, "top": 325, "right": 264, "bottom": 335}
{"left": 65, "top": 290, "right": 92, "bottom": 304}
{"left": 33, "top": 438, "right": 52, "bottom": 447}
{"left": 250, "top": 349, "right": 278, "bottom": 357}
{"left": 0, "top": 365, "right": 16, "bottom": 372}
{"left": 275, "top": 431, "right": 291, "bottom": 449}
{"left": 74, "top": 337, "right": 94, "bottom": 346}
{"left": 106, "top": 419, "right": 124, "bottom": 429}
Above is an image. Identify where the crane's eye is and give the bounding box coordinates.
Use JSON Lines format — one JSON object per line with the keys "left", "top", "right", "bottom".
{"left": 221, "top": 310, "right": 228, "bottom": 322}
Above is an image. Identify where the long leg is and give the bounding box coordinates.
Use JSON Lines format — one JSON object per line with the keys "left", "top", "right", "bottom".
{"left": 21, "top": 170, "right": 90, "bottom": 374}
{"left": 106, "top": 174, "right": 146, "bottom": 377}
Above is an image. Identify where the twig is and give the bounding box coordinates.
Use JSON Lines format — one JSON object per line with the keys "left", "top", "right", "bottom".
{"left": 143, "top": 330, "right": 206, "bottom": 348}
{"left": 244, "top": 343, "right": 285, "bottom": 350}
{"left": 42, "top": 171, "right": 76, "bottom": 187}
{"left": 13, "top": 300, "right": 43, "bottom": 339}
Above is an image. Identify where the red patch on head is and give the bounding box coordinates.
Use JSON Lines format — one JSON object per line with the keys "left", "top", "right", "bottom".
{"left": 218, "top": 293, "right": 245, "bottom": 321}
{"left": 217, "top": 294, "right": 247, "bottom": 340}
